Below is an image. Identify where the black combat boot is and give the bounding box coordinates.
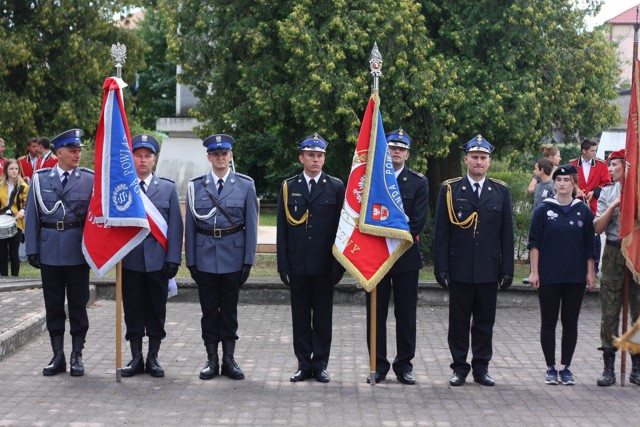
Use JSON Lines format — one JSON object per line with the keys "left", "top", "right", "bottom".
{"left": 43, "top": 336, "right": 66, "bottom": 376}
{"left": 199, "top": 342, "right": 219, "bottom": 380}
{"left": 70, "top": 336, "right": 85, "bottom": 377}
{"left": 597, "top": 349, "right": 616, "bottom": 386}
{"left": 145, "top": 338, "right": 165, "bottom": 378}
{"left": 221, "top": 341, "right": 244, "bottom": 380}
{"left": 630, "top": 354, "right": 640, "bottom": 386}
{"left": 121, "top": 338, "right": 144, "bottom": 377}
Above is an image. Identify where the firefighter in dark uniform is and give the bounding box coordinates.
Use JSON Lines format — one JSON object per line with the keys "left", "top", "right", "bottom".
{"left": 185, "top": 134, "right": 258, "bottom": 381}
{"left": 277, "top": 133, "right": 345, "bottom": 383}
{"left": 120, "top": 134, "right": 183, "bottom": 378}
{"left": 365, "top": 129, "right": 428, "bottom": 385}
{"left": 434, "top": 135, "right": 514, "bottom": 387}
{"left": 25, "top": 128, "right": 94, "bottom": 377}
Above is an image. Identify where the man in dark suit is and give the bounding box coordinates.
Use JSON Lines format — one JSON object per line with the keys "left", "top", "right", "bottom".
{"left": 366, "top": 129, "right": 429, "bottom": 385}
{"left": 121, "top": 134, "right": 183, "bottom": 378}
{"left": 434, "top": 135, "right": 514, "bottom": 387}
{"left": 277, "top": 132, "right": 345, "bottom": 383}
{"left": 185, "top": 134, "right": 258, "bottom": 381}
{"left": 25, "top": 128, "right": 94, "bottom": 377}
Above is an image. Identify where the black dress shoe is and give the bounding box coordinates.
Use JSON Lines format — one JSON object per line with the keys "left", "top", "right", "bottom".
{"left": 473, "top": 371, "right": 495, "bottom": 386}
{"left": 449, "top": 372, "right": 466, "bottom": 386}
{"left": 366, "top": 372, "right": 387, "bottom": 384}
{"left": 290, "top": 369, "right": 313, "bottom": 382}
{"left": 396, "top": 371, "right": 416, "bottom": 385}
{"left": 314, "top": 369, "right": 330, "bottom": 383}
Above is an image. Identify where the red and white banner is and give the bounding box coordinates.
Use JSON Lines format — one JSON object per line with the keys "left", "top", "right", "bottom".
{"left": 82, "top": 77, "right": 149, "bottom": 276}
{"left": 332, "top": 94, "right": 413, "bottom": 292}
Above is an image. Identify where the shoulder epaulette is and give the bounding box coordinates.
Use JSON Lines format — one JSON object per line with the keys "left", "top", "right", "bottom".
{"left": 35, "top": 167, "right": 52, "bottom": 174}
{"left": 595, "top": 158, "right": 606, "bottom": 163}
{"left": 326, "top": 174, "right": 343, "bottom": 183}
{"left": 283, "top": 175, "right": 299, "bottom": 184}
{"left": 17, "top": 155, "right": 26, "bottom": 161}
{"left": 189, "top": 174, "right": 207, "bottom": 183}
{"left": 442, "top": 177, "right": 462, "bottom": 185}
{"left": 159, "top": 176, "right": 175, "bottom": 184}
{"left": 568, "top": 158, "right": 578, "bottom": 163}
{"left": 235, "top": 172, "right": 254, "bottom": 182}
{"left": 407, "top": 169, "right": 426, "bottom": 178}
{"left": 488, "top": 177, "right": 508, "bottom": 187}
{"left": 80, "top": 167, "right": 94, "bottom": 174}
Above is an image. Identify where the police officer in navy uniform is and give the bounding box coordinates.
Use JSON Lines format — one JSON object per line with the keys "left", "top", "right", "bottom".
{"left": 120, "top": 134, "right": 183, "bottom": 378}
{"left": 366, "top": 129, "right": 429, "bottom": 385}
{"left": 277, "top": 133, "right": 345, "bottom": 383}
{"left": 185, "top": 134, "right": 258, "bottom": 381}
{"left": 25, "top": 128, "right": 94, "bottom": 377}
{"left": 434, "top": 135, "right": 514, "bottom": 387}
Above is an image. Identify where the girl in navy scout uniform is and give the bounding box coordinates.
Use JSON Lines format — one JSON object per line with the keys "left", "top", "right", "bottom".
{"left": 528, "top": 164, "right": 596, "bottom": 386}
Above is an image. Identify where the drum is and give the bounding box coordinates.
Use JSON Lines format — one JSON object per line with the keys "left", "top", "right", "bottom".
{"left": 0, "top": 214, "right": 18, "bottom": 239}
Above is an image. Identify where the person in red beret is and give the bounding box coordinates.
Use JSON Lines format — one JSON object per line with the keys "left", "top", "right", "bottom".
{"left": 594, "top": 149, "right": 640, "bottom": 386}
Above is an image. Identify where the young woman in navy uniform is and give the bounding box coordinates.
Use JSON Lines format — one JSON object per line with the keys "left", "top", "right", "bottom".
{"left": 528, "top": 164, "right": 596, "bottom": 385}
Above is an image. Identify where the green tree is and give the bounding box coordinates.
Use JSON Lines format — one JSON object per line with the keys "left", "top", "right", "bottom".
{"left": 0, "top": 0, "right": 145, "bottom": 157}
{"left": 420, "top": 0, "right": 620, "bottom": 197}
{"left": 133, "top": 6, "right": 175, "bottom": 129}
{"left": 163, "top": 0, "right": 438, "bottom": 195}
{"left": 164, "top": 0, "right": 620, "bottom": 201}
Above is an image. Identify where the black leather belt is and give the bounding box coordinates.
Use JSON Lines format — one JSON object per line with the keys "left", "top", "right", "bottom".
{"left": 197, "top": 224, "right": 244, "bottom": 238}
{"left": 41, "top": 220, "right": 85, "bottom": 231}
{"left": 606, "top": 239, "right": 621, "bottom": 248}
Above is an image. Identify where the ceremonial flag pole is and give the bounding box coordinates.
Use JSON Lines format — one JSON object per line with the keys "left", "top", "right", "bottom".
{"left": 332, "top": 44, "right": 413, "bottom": 386}
{"left": 113, "top": 46, "right": 125, "bottom": 383}
{"left": 82, "top": 43, "right": 150, "bottom": 382}
{"left": 369, "top": 46, "right": 381, "bottom": 386}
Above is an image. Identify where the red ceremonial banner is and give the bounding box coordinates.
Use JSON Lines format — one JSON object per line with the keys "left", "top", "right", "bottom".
{"left": 621, "top": 59, "right": 640, "bottom": 283}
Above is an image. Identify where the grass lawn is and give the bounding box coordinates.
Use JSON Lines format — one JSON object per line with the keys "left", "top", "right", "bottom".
{"left": 259, "top": 211, "right": 276, "bottom": 226}
{"left": 16, "top": 254, "right": 533, "bottom": 283}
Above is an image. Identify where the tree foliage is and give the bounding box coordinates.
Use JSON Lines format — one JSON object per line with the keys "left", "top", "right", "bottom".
{"left": 133, "top": 5, "right": 175, "bottom": 130}
{"left": 0, "top": 0, "right": 145, "bottom": 157}
{"left": 164, "top": 0, "right": 619, "bottom": 198}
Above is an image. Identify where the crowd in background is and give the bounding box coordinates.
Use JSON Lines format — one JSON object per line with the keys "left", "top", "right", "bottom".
{"left": 0, "top": 136, "right": 58, "bottom": 277}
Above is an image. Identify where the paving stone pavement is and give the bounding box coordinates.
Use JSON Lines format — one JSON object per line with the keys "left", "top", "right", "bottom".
{"left": 0, "top": 297, "right": 639, "bottom": 426}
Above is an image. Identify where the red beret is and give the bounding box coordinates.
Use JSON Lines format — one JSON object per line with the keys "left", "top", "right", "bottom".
{"left": 608, "top": 149, "right": 625, "bottom": 161}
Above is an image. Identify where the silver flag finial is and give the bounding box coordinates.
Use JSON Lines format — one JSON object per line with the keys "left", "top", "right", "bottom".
{"left": 370, "top": 42, "right": 383, "bottom": 92}
{"left": 111, "top": 42, "right": 127, "bottom": 78}
{"left": 370, "top": 42, "right": 382, "bottom": 77}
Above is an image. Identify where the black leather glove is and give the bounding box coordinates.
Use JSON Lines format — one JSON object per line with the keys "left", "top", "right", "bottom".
{"left": 500, "top": 274, "right": 513, "bottom": 290}
{"left": 435, "top": 272, "right": 450, "bottom": 290}
{"left": 188, "top": 266, "right": 198, "bottom": 281}
{"left": 162, "top": 262, "right": 179, "bottom": 279}
{"left": 240, "top": 264, "right": 251, "bottom": 288}
{"left": 279, "top": 271, "right": 290, "bottom": 287}
{"left": 28, "top": 254, "right": 41, "bottom": 269}
{"left": 330, "top": 269, "right": 344, "bottom": 287}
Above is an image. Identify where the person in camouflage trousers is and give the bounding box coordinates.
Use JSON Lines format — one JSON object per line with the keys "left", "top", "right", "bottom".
{"left": 594, "top": 149, "right": 640, "bottom": 386}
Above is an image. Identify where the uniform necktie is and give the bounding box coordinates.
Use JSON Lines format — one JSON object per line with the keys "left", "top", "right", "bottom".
{"left": 309, "top": 178, "right": 316, "bottom": 195}
{"left": 61, "top": 172, "right": 69, "bottom": 189}
{"left": 217, "top": 178, "right": 224, "bottom": 195}
{"left": 473, "top": 182, "right": 480, "bottom": 201}
{"left": 140, "top": 181, "right": 146, "bottom": 194}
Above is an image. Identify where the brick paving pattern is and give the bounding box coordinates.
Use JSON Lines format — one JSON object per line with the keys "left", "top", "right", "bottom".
{"left": 1, "top": 294, "right": 639, "bottom": 426}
